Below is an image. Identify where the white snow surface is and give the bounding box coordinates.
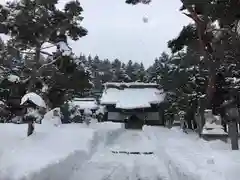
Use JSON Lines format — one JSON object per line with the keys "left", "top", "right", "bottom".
{"left": 202, "top": 122, "right": 227, "bottom": 135}
{"left": 201, "top": 113, "right": 227, "bottom": 135}
{"left": 0, "top": 124, "right": 94, "bottom": 180}
{"left": 147, "top": 126, "right": 240, "bottom": 180}
{"left": 202, "top": 128, "right": 227, "bottom": 135}
{"left": 1, "top": 122, "right": 240, "bottom": 180}
{"left": 20, "top": 92, "right": 46, "bottom": 108}
{"left": 7, "top": 74, "right": 20, "bottom": 83}
{"left": 101, "top": 87, "right": 165, "bottom": 109}
{"left": 0, "top": 122, "right": 123, "bottom": 180}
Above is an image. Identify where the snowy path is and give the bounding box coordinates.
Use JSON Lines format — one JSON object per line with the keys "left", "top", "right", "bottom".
{"left": 2, "top": 123, "right": 240, "bottom": 180}
{"left": 71, "top": 130, "right": 170, "bottom": 180}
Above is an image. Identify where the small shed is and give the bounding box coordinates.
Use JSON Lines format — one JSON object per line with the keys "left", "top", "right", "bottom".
{"left": 100, "top": 82, "right": 165, "bottom": 127}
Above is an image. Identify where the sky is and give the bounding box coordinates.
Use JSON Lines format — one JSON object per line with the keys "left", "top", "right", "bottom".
{"left": 1, "top": 0, "right": 191, "bottom": 67}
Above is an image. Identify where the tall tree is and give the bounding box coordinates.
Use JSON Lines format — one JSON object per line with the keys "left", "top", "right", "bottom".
{"left": 0, "top": 0, "right": 87, "bottom": 92}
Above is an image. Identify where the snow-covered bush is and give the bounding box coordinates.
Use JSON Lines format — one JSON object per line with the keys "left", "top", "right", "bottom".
{"left": 60, "top": 103, "right": 71, "bottom": 123}
{"left": 10, "top": 116, "right": 23, "bottom": 124}
{"left": 95, "top": 106, "right": 106, "bottom": 122}
{"left": 70, "top": 105, "right": 83, "bottom": 123}
{"left": 0, "top": 100, "right": 9, "bottom": 123}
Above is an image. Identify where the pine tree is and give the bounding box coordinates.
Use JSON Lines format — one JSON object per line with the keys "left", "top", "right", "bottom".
{"left": 0, "top": 0, "right": 87, "bottom": 92}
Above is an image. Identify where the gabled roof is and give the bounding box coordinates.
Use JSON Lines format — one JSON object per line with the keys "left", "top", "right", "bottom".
{"left": 100, "top": 82, "right": 165, "bottom": 109}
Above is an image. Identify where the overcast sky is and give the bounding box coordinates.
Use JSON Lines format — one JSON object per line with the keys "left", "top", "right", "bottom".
{"left": 2, "top": 0, "right": 191, "bottom": 67}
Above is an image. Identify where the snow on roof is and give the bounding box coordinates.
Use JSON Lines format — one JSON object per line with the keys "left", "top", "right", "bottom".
{"left": 20, "top": 92, "right": 46, "bottom": 108}
{"left": 100, "top": 85, "right": 165, "bottom": 109}
{"left": 70, "top": 98, "right": 98, "bottom": 110}
{"left": 104, "top": 82, "right": 159, "bottom": 88}
{"left": 7, "top": 74, "right": 20, "bottom": 83}
{"left": 73, "top": 98, "right": 96, "bottom": 101}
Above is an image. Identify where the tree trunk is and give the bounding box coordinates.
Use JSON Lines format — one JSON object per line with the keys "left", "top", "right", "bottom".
{"left": 198, "top": 97, "right": 206, "bottom": 136}
{"left": 229, "top": 121, "right": 239, "bottom": 150}
{"left": 222, "top": 122, "right": 228, "bottom": 133}
{"left": 193, "top": 117, "right": 198, "bottom": 129}
{"left": 184, "top": 6, "right": 220, "bottom": 127}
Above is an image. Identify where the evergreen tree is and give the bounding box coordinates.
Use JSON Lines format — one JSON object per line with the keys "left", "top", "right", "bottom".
{"left": 0, "top": 0, "right": 87, "bottom": 93}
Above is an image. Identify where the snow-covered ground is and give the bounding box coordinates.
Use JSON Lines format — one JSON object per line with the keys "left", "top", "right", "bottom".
{"left": 0, "top": 124, "right": 94, "bottom": 180}
{"left": 146, "top": 126, "right": 240, "bottom": 180}
{"left": 1, "top": 122, "right": 240, "bottom": 180}
{"left": 71, "top": 129, "right": 169, "bottom": 180}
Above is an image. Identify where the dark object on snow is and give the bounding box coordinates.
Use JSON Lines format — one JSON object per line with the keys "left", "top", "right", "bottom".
{"left": 60, "top": 103, "right": 71, "bottom": 123}
{"left": 111, "top": 151, "right": 154, "bottom": 155}
{"left": 27, "top": 121, "right": 34, "bottom": 136}
{"left": 125, "top": 114, "right": 144, "bottom": 129}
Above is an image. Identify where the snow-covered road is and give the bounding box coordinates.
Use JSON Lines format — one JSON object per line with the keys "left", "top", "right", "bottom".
{"left": 71, "top": 129, "right": 170, "bottom": 180}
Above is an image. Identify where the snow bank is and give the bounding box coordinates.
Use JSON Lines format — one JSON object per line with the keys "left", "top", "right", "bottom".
{"left": 0, "top": 122, "right": 125, "bottom": 180}
{"left": 144, "top": 126, "right": 240, "bottom": 180}
{"left": 0, "top": 124, "right": 94, "bottom": 180}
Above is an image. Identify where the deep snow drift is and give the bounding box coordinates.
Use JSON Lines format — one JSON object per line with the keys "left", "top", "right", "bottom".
{"left": 0, "top": 124, "right": 94, "bottom": 180}
{"left": 0, "top": 122, "right": 123, "bottom": 180}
